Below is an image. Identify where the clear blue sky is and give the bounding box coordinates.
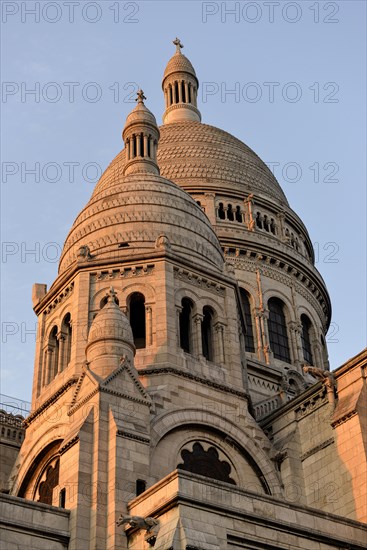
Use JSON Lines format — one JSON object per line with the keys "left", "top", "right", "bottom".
{"left": 1, "top": 1, "right": 366, "bottom": 403}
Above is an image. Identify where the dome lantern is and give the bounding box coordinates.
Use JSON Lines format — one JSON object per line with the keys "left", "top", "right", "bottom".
{"left": 122, "top": 90, "right": 160, "bottom": 176}
{"left": 162, "top": 38, "right": 201, "bottom": 124}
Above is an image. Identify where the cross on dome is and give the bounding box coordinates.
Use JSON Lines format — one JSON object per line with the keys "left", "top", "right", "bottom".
{"left": 107, "top": 286, "right": 118, "bottom": 303}
{"left": 136, "top": 89, "right": 146, "bottom": 104}
{"left": 173, "top": 37, "right": 184, "bottom": 53}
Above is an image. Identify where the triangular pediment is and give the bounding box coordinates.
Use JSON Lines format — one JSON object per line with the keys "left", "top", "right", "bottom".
{"left": 68, "top": 356, "right": 152, "bottom": 417}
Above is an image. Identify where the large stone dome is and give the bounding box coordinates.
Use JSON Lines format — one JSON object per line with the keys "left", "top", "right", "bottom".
{"left": 58, "top": 172, "right": 224, "bottom": 275}
{"left": 92, "top": 122, "right": 288, "bottom": 207}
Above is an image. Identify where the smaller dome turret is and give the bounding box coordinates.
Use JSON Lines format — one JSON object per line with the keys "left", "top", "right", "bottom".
{"left": 122, "top": 90, "right": 160, "bottom": 176}
{"left": 162, "top": 38, "right": 201, "bottom": 124}
{"left": 86, "top": 288, "right": 135, "bottom": 378}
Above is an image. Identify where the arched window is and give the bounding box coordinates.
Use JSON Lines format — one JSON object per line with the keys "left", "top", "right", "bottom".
{"left": 178, "top": 442, "right": 236, "bottom": 485}
{"left": 38, "top": 459, "right": 59, "bottom": 505}
{"left": 218, "top": 203, "right": 225, "bottom": 220}
{"left": 129, "top": 292, "right": 146, "bottom": 349}
{"left": 62, "top": 313, "right": 72, "bottom": 369}
{"left": 270, "top": 218, "right": 276, "bottom": 235}
{"left": 263, "top": 215, "right": 269, "bottom": 232}
{"left": 235, "top": 206, "right": 242, "bottom": 222}
{"left": 181, "top": 81, "right": 186, "bottom": 103}
{"left": 240, "top": 289, "right": 255, "bottom": 353}
{"left": 179, "top": 298, "right": 193, "bottom": 353}
{"left": 301, "top": 314, "right": 313, "bottom": 365}
{"left": 202, "top": 306, "right": 214, "bottom": 361}
{"left": 47, "top": 326, "right": 59, "bottom": 382}
{"left": 268, "top": 298, "right": 291, "bottom": 363}
{"left": 227, "top": 204, "right": 234, "bottom": 221}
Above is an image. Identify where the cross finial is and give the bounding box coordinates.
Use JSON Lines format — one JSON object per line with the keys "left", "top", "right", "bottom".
{"left": 173, "top": 37, "right": 184, "bottom": 53}
{"left": 107, "top": 286, "right": 118, "bottom": 303}
{"left": 136, "top": 89, "right": 146, "bottom": 104}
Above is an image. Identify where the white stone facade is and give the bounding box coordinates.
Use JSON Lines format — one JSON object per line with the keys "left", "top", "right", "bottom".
{"left": 1, "top": 41, "right": 366, "bottom": 550}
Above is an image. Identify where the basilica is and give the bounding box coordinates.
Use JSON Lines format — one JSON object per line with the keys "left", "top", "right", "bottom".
{"left": 0, "top": 40, "right": 366, "bottom": 550}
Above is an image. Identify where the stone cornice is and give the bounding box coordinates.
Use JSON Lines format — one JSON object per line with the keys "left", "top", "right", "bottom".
{"left": 128, "top": 470, "right": 367, "bottom": 549}
{"left": 331, "top": 410, "right": 358, "bottom": 429}
{"left": 117, "top": 430, "right": 150, "bottom": 444}
{"left": 59, "top": 435, "right": 79, "bottom": 455}
{"left": 301, "top": 437, "right": 335, "bottom": 461}
{"left": 138, "top": 366, "right": 248, "bottom": 399}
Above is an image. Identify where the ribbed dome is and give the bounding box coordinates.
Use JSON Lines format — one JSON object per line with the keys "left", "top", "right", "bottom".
{"left": 59, "top": 172, "right": 223, "bottom": 275}
{"left": 93, "top": 121, "right": 288, "bottom": 206}
{"left": 163, "top": 52, "right": 197, "bottom": 82}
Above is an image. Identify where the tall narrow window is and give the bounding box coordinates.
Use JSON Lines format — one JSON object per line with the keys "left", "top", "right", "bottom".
{"left": 181, "top": 81, "right": 186, "bottom": 103}
{"left": 218, "top": 203, "right": 225, "bottom": 220}
{"left": 235, "top": 206, "right": 242, "bottom": 222}
{"left": 49, "top": 326, "right": 59, "bottom": 381}
{"left": 202, "top": 306, "right": 214, "bottom": 361}
{"left": 179, "top": 298, "right": 193, "bottom": 353}
{"left": 129, "top": 293, "right": 146, "bottom": 349}
{"left": 227, "top": 204, "right": 234, "bottom": 221}
{"left": 62, "top": 313, "right": 72, "bottom": 368}
{"left": 301, "top": 314, "right": 313, "bottom": 364}
{"left": 240, "top": 289, "right": 255, "bottom": 353}
{"left": 268, "top": 298, "right": 291, "bottom": 363}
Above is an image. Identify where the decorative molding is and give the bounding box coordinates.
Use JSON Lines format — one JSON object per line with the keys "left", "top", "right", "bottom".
{"left": 44, "top": 282, "right": 74, "bottom": 315}
{"left": 227, "top": 254, "right": 328, "bottom": 324}
{"left": 117, "top": 430, "right": 150, "bottom": 444}
{"left": 331, "top": 410, "right": 358, "bottom": 429}
{"left": 174, "top": 267, "right": 225, "bottom": 296}
{"left": 91, "top": 264, "right": 155, "bottom": 281}
{"left": 138, "top": 366, "right": 248, "bottom": 399}
{"left": 59, "top": 435, "right": 79, "bottom": 455}
{"left": 102, "top": 356, "right": 151, "bottom": 402}
{"left": 23, "top": 377, "right": 78, "bottom": 427}
{"left": 295, "top": 387, "right": 328, "bottom": 420}
{"left": 68, "top": 387, "right": 99, "bottom": 416}
{"left": 301, "top": 438, "right": 334, "bottom": 461}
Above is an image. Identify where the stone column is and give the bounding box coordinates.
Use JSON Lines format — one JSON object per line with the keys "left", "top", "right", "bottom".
{"left": 214, "top": 323, "right": 225, "bottom": 364}
{"left": 126, "top": 139, "right": 130, "bottom": 160}
{"left": 178, "top": 81, "right": 183, "bottom": 103}
{"left": 46, "top": 347, "right": 54, "bottom": 385}
{"left": 255, "top": 308, "right": 271, "bottom": 365}
{"left": 312, "top": 337, "right": 323, "bottom": 368}
{"left": 277, "top": 211, "right": 287, "bottom": 242}
{"left": 136, "top": 134, "right": 141, "bottom": 157}
{"left": 184, "top": 81, "right": 189, "bottom": 103}
{"left": 204, "top": 193, "right": 216, "bottom": 225}
{"left": 289, "top": 321, "right": 303, "bottom": 368}
{"left": 143, "top": 134, "right": 149, "bottom": 158}
{"left": 176, "top": 306, "right": 182, "bottom": 347}
{"left": 193, "top": 314, "right": 203, "bottom": 358}
{"left": 145, "top": 305, "right": 153, "bottom": 347}
{"left": 244, "top": 194, "right": 255, "bottom": 231}
{"left": 57, "top": 332, "right": 66, "bottom": 374}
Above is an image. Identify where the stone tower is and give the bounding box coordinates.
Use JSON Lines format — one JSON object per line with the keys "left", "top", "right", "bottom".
{"left": 5, "top": 40, "right": 366, "bottom": 550}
